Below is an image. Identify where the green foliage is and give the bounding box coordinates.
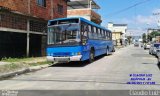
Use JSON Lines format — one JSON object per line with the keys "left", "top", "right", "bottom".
{"left": 150, "top": 31, "right": 160, "bottom": 38}
{"left": 0, "top": 63, "right": 27, "bottom": 73}
{"left": 142, "top": 33, "right": 146, "bottom": 43}
{"left": 1, "top": 57, "right": 34, "bottom": 62}
{"left": 0, "top": 61, "right": 49, "bottom": 73}
{"left": 0, "top": 57, "right": 49, "bottom": 73}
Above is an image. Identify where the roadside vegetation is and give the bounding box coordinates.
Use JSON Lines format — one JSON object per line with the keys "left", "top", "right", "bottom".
{"left": 0, "top": 57, "right": 51, "bottom": 74}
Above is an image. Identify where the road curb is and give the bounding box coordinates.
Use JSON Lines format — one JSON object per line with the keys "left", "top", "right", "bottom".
{"left": 0, "top": 64, "right": 50, "bottom": 80}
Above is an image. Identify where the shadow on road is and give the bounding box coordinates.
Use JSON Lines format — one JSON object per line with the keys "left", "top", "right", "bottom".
{"left": 155, "top": 56, "right": 160, "bottom": 70}
{"left": 50, "top": 61, "right": 90, "bottom": 67}
{"left": 131, "top": 54, "right": 153, "bottom": 57}
{"left": 142, "top": 63, "right": 156, "bottom": 65}
{"left": 50, "top": 54, "right": 109, "bottom": 67}
{"left": 157, "top": 62, "right": 160, "bottom": 70}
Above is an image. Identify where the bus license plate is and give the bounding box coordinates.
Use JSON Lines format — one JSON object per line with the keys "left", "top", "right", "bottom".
{"left": 54, "top": 58, "right": 69, "bottom": 62}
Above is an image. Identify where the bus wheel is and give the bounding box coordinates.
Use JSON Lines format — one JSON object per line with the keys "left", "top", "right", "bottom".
{"left": 112, "top": 47, "right": 115, "bottom": 52}
{"left": 89, "top": 50, "right": 95, "bottom": 63}
{"left": 106, "top": 48, "right": 109, "bottom": 56}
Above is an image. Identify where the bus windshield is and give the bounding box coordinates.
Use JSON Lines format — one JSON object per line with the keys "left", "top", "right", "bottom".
{"left": 48, "top": 24, "right": 80, "bottom": 45}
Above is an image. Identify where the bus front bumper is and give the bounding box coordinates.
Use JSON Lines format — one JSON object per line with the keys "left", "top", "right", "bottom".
{"left": 47, "top": 55, "right": 82, "bottom": 62}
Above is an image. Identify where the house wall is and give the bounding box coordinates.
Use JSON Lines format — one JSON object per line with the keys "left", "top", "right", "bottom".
{"left": 0, "top": 0, "right": 67, "bottom": 20}
{"left": 0, "top": 0, "right": 68, "bottom": 58}
{"left": 108, "top": 23, "right": 127, "bottom": 46}
{"left": 112, "top": 33, "right": 121, "bottom": 40}
{"left": 67, "top": 9, "right": 102, "bottom": 24}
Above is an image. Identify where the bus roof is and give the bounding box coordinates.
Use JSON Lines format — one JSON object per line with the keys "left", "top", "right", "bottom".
{"left": 48, "top": 17, "right": 111, "bottom": 32}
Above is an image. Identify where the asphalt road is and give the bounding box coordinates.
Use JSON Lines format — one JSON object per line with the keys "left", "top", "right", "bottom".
{"left": 0, "top": 45, "right": 160, "bottom": 90}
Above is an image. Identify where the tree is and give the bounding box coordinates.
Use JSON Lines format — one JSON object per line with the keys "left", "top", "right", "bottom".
{"left": 147, "top": 34, "right": 152, "bottom": 42}
{"left": 127, "top": 36, "right": 132, "bottom": 45}
{"left": 142, "top": 33, "right": 146, "bottom": 43}
{"left": 150, "top": 31, "right": 160, "bottom": 38}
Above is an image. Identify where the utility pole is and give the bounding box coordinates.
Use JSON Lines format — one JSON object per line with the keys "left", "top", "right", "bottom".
{"left": 27, "top": 0, "right": 31, "bottom": 57}
{"left": 26, "top": 20, "right": 30, "bottom": 57}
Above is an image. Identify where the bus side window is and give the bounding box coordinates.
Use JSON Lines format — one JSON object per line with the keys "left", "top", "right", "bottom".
{"left": 97, "top": 28, "right": 100, "bottom": 39}
{"left": 105, "top": 31, "right": 107, "bottom": 40}
{"left": 88, "top": 25, "right": 92, "bottom": 39}
{"left": 83, "top": 25, "right": 88, "bottom": 38}
{"left": 90, "top": 26, "right": 94, "bottom": 39}
{"left": 81, "top": 24, "right": 88, "bottom": 43}
{"left": 93, "top": 27, "right": 97, "bottom": 39}
{"left": 109, "top": 32, "right": 111, "bottom": 40}
{"left": 106, "top": 31, "right": 109, "bottom": 40}
{"left": 110, "top": 32, "right": 112, "bottom": 40}
{"left": 102, "top": 30, "right": 105, "bottom": 40}
{"left": 104, "top": 30, "right": 106, "bottom": 40}
{"left": 100, "top": 29, "right": 102, "bottom": 40}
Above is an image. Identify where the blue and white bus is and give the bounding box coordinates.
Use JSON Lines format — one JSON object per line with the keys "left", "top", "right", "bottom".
{"left": 47, "top": 17, "right": 114, "bottom": 63}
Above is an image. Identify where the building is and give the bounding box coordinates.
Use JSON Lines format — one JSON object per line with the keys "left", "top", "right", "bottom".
{"left": 0, "top": 0, "right": 69, "bottom": 59}
{"left": 107, "top": 22, "right": 127, "bottom": 46}
{"left": 147, "top": 28, "right": 160, "bottom": 34}
{"left": 67, "top": 0, "right": 102, "bottom": 24}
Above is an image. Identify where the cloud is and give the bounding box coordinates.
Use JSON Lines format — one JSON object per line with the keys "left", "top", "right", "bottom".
{"left": 117, "top": 15, "right": 156, "bottom": 25}
{"left": 135, "top": 15, "right": 156, "bottom": 25}
{"left": 103, "top": 8, "right": 160, "bottom": 36}
{"left": 107, "top": 15, "right": 157, "bottom": 36}
{"left": 126, "top": 29, "right": 146, "bottom": 36}
{"left": 152, "top": 8, "right": 160, "bottom": 14}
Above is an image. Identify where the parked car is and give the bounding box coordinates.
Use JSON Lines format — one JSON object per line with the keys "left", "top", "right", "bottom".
{"left": 144, "top": 43, "right": 151, "bottom": 50}
{"left": 156, "top": 49, "right": 160, "bottom": 56}
{"left": 156, "top": 49, "right": 160, "bottom": 63}
{"left": 140, "top": 43, "right": 143, "bottom": 47}
{"left": 149, "top": 43, "right": 160, "bottom": 55}
{"left": 134, "top": 42, "right": 139, "bottom": 47}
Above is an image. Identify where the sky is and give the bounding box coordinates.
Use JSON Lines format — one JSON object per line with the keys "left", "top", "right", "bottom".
{"left": 95, "top": 0, "right": 160, "bottom": 36}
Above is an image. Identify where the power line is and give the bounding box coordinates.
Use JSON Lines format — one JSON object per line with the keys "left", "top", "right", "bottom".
{"left": 107, "top": 0, "right": 152, "bottom": 17}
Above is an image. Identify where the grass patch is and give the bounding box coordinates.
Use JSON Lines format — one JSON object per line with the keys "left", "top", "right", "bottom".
{"left": 0, "top": 57, "right": 52, "bottom": 74}
{"left": 0, "top": 63, "right": 28, "bottom": 73}
{"left": 1, "top": 57, "right": 36, "bottom": 62}
{"left": 0, "top": 61, "right": 51, "bottom": 74}
{"left": 28, "top": 61, "right": 51, "bottom": 66}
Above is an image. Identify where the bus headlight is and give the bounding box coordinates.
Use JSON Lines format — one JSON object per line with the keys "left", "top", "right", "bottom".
{"left": 72, "top": 52, "right": 81, "bottom": 56}
{"left": 49, "top": 53, "right": 53, "bottom": 56}
{"left": 77, "top": 52, "right": 81, "bottom": 55}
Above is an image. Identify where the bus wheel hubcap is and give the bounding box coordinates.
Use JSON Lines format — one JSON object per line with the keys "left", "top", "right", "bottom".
{"left": 106, "top": 49, "right": 108, "bottom": 55}
{"left": 90, "top": 52, "right": 94, "bottom": 61}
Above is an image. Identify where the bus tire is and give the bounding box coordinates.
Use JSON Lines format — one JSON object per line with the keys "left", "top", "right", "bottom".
{"left": 106, "top": 48, "right": 109, "bottom": 56}
{"left": 112, "top": 47, "right": 115, "bottom": 52}
{"left": 89, "top": 49, "right": 95, "bottom": 63}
